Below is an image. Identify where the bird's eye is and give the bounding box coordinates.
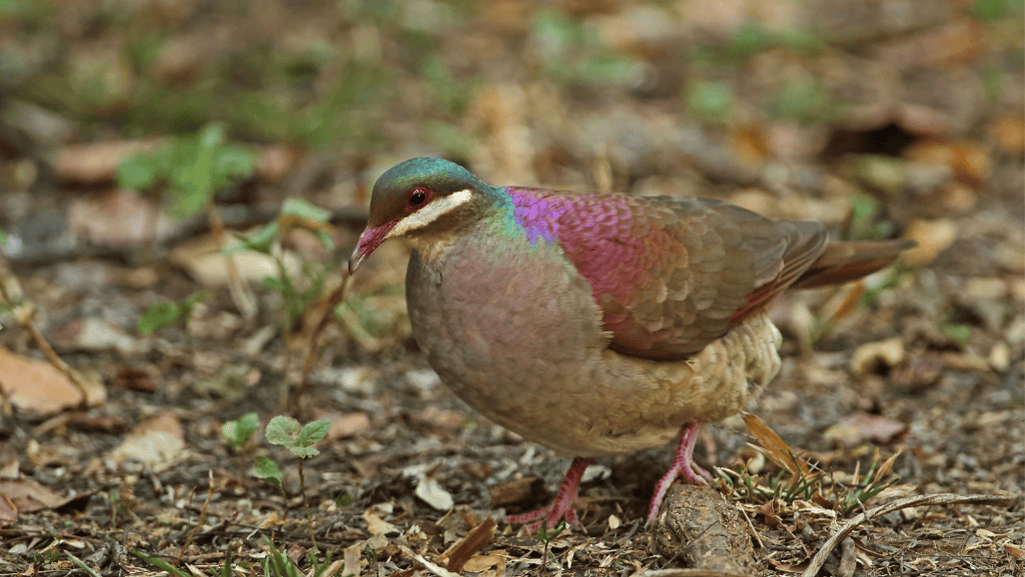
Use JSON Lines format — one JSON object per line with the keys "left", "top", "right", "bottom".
{"left": 408, "top": 187, "right": 430, "bottom": 209}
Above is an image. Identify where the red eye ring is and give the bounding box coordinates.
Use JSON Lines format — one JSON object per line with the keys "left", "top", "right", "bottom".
{"left": 407, "top": 186, "right": 430, "bottom": 209}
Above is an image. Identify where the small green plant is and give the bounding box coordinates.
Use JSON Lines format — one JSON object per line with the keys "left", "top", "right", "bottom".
{"left": 261, "top": 416, "right": 331, "bottom": 550}
{"left": 137, "top": 291, "right": 210, "bottom": 336}
{"left": 266, "top": 416, "right": 330, "bottom": 458}
{"left": 531, "top": 8, "right": 640, "bottom": 87}
{"left": 971, "top": 0, "right": 1023, "bottom": 21}
{"left": 32, "top": 548, "right": 61, "bottom": 564}
{"left": 686, "top": 80, "right": 734, "bottom": 123}
{"left": 117, "top": 123, "right": 256, "bottom": 220}
{"left": 234, "top": 198, "right": 338, "bottom": 331}
{"left": 765, "top": 75, "right": 833, "bottom": 124}
{"left": 846, "top": 193, "right": 896, "bottom": 241}
{"left": 64, "top": 552, "right": 102, "bottom": 577}
{"left": 130, "top": 549, "right": 190, "bottom": 577}
{"left": 222, "top": 412, "right": 260, "bottom": 448}
{"left": 721, "top": 415, "right": 901, "bottom": 516}
{"left": 254, "top": 455, "right": 284, "bottom": 492}
{"left": 262, "top": 537, "right": 342, "bottom": 577}
{"left": 533, "top": 519, "right": 568, "bottom": 568}
{"left": 941, "top": 320, "right": 972, "bottom": 344}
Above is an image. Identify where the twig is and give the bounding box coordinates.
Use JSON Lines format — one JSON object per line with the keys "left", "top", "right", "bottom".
{"left": 298, "top": 274, "right": 350, "bottom": 396}
{"left": 398, "top": 543, "right": 461, "bottom": 577}
{"left": 634, "top": 570, "right": 755, "bottom": 577}
{"left": 801, "top": 493, "right": 1016, "bottom": 577}
{"left": 178, "top": 470, "right": 216, "bottom": 563}
{"left": 298, "top": 460, "right": 317, "bottom": 551}
{"left": 0, "top": 271, "right": 90, "bottom": 408}
{"left": 208, "top": 205, "right": 257, "bottom": 320}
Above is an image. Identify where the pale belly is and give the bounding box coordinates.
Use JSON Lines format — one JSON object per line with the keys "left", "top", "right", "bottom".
{"left": 405, "top": 235, "right": 783, "bottom": 457}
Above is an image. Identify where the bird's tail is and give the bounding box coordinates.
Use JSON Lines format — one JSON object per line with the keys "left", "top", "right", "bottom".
{"left": 791, "top": 238, "right": 917, "bottom": 289}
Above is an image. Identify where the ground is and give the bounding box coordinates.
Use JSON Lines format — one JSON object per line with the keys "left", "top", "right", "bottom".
{"left": 0, "top": 1, "right": 1022, "bottom": 576}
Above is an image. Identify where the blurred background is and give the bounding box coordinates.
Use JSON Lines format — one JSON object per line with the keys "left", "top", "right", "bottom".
{"left": 0, "top": 1, "right": 1022, "bottom": 574}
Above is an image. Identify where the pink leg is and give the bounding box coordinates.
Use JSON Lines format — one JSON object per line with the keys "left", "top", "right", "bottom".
{"left": 505, "top": 457, "right": 591, "bottom": 532}
{"left": 646, "top": 423, "right": 713, "bottom": 525}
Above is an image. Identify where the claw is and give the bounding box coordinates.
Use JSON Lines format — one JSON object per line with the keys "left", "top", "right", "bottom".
{"left": 646, "top": 422, "right": 709, "bottom": 525}
{"left": 504, "top": 457, "right": 591, "bottom": 532}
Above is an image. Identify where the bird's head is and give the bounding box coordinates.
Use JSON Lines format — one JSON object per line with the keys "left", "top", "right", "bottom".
{"left": 348, "top": 157, "right": 492, "bottom": 273}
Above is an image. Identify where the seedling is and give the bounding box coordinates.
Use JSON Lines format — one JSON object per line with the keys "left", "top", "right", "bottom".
{"left": 261, "top": 416, "right": 331, "bottom": 550}
{"left": 117, "top": 123, "right": 256, "bottom": 220}
{"left": 233, "top": 197, "right": 338, "bottom": 331}
{"left": 531, "top": 8, "right": 639, "bottom": 88}
{"left": 721, "top": 414, "right": 901, "bottom": 518}
{"left": 137, "top": 291, "right": 210, "bottom": 336}
{"left": 130, "top": 549, "right": 190, "bottom": 577}
{"left": 534, "top": 519, "right": 568, "bottom": 568}
{"left": 262, "top": 537, "right": 344, "bottom": 577}
{"left": 222, "top": 412, "right": 260, "bottom": 449}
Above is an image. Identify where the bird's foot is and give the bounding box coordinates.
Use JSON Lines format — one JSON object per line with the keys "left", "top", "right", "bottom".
{"left": 645, "top": 422, "right": 710, "bottom": 525}
{"left": 504, "top": 457, "right": 590, "bottom": 533}
{"left": 504, "top": 497, "right": 581, "bottom": 533}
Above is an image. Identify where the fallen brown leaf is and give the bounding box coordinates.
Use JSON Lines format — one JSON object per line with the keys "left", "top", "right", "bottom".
{"left": 823, "top": 412, "right": 907, "bottom": 447}
{"left": 440, "top": 516, "right": 497, "bottom": 573}
{"left": 0, "top": 346, "right": 106, "bottom": 414}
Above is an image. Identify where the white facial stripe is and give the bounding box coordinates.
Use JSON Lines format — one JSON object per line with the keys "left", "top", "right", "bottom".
{"left": 386, "top": 189, "right": 473, "bottom": 238}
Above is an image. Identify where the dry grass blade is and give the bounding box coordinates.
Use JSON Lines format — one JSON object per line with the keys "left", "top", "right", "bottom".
{"left": 399, "top": 543, "right": 461, "bottom": 577}
{"left": 801, "top": 493, "right": 1017, "bottom": 577}
{"left": 741, "top": 413, "right": 810, "bottom": 475}
{"left": 438, "top": 516, "right": 496, "bottom": 572}
{"left": 633, "top": 569, "right": 756, "bottom": 577}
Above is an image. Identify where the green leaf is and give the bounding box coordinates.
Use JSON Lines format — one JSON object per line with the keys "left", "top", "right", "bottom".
{"left": 254, "top": 455, "right": 283, "bottom": 486}
{"left": 137, "top": 291, "right": 209, "bottom": 335}
{"left": 138, "top": 301, "right": 184, "bottom": 335}
{"left": 223, "top": 412, "right": 260, "bottom": 447}
{"left": 687, "top": 80, "right": 733, "bottom": 123}
{"left": 64, "top": 552, "right": 102, "bottom": 577}
{"left": 0, "top": 228, "right": 7, "bottom": 246}
{"left": 290, "top": 445, "right": 320, "bottom": 459}
{"left": 941, "top": 322, "right": 971, "bottom": 344}
{"left": 217, "top": 144, "right": 256, "bottom": 179}
{"left": 281, "top": 198, "right": 330, "bottom": 223}
{"left": 234, "top": 222, "right": 279, "bottom": 255}
{"left": 117, "top": 153, "right": 162, "bottom": 192}
{"left": 297, "top": 420, "right": 331, "bottom": 447}
{"left": 265, "top": 415, "right": 301, "bottom": 447}
{"left": 130, "top": 549, "right": 191, "bottom": 577}
{"left": 972, "top": 0, "right": 1023, "bottom": 21}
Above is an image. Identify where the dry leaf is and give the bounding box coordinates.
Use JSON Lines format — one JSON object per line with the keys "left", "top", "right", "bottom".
{"left": 0, "top": 347, "right": 106, "bottom": 414}
{"left": 851, "top": 338, "right": 906, "bottom": 376}
{"left": 823, "top": 412, "right": 907, "bottom": 447}
{"left": 414, "top": 476, "right": 454, "bottom": 511}
{"left": 363, "top": 508, "right": 397, "bottom": 535}
{"left": 325, "top": 412, "right": 371, "bottom": 441}
{"left": 742, "top": 413, "right": 810, "bottom": 475}
{"left": 109, "top": 413, "right": 185, "bottom": 468}
{"left": 440, "top": 516, "right": 496, "bottom": 573}
{"left": 488, "top": 477, "right": 539, "bottom": 507}
{"left": 67, "top": 190, "right": 174, "bottom": 246}
{"left": 0, "top": 495, "right": 16, "bottom": 527}
{"left": 0, "top": 477, "right": 73, "bottom": 513}
{"left": 989, "top": 115, "right": 1025, "bottom": 155}
{"left": 55, "top": 139, "right": 163, "bottom": 184}
{"left": 170, "top": 234, "right": 298, "bottom": 287}
{"left": 462, "top": 554, "right": 503, "bottom": 572}
{"left": 342, "top": 544, "right": 362, "bottom": 577}
{"left": 901, "top": 218, "right": 958, "bottom": 267}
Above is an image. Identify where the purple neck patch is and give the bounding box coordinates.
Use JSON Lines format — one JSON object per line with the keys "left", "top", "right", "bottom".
{"left": 503, "top": 186, "right": 679, "bottom": 336}
{"left": 507, "top": 187, "right": 574, "bottom": 246}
